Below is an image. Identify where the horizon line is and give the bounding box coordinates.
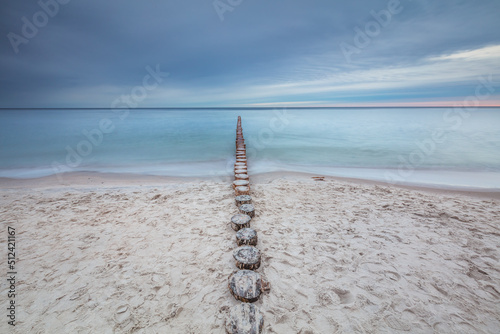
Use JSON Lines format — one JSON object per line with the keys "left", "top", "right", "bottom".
{"left": 1, "top": 105, "right": 500, "bottom": 110}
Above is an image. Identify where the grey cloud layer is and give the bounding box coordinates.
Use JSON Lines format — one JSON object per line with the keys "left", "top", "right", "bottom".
{"left": 1, "top": 0, "right": 499, "bottom": 107}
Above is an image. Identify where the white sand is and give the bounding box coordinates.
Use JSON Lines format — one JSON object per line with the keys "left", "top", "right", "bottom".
{"left": 0, "top": 172, "right": 499, "bottom": 333}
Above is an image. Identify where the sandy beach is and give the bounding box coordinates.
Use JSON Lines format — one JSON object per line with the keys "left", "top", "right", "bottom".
{"left": 1, "top": 172, "right": 499, "bottom": 333}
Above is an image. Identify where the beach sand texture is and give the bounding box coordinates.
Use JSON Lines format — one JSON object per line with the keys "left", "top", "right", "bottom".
{"left": 0, "top": 173, "right": 499, "bottom": 333}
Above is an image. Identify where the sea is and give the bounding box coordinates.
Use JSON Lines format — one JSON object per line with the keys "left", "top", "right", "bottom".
{"left": 1, "top": 108, "right": 499, "bottom": 190}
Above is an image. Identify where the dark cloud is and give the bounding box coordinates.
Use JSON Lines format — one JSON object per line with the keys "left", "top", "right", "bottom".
{"left": 1, "top": 0, "right": 499, "bottom": 107}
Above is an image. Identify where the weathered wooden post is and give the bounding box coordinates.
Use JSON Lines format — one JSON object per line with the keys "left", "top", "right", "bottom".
{"left": 234, "top": 186, "right": 250, "bottom": 196}
{"left": 226, "top": 304, "right": 264, "bottom": 334}
{"left": 233, "top": 246, "right": 261, "bottom": 270}
{"left": 235, "top": 195, "right": 252, "bottom": 206}
{"left": 225, "top": 116, "right": 270, "bottom": 333}
{"left": 228, "top": 270, "right": 264, "bottom": 303}
{"left": 231, "top": 214, "right": 252, "bottom": 231}
{"left": 233, "top": 179, "right": 250, "bottom": 188}
{"left": 239, "top": 204, "right": 255, "bottom": 218}
{"left": 236, "top": 228, "right": 258, "bottom": 246}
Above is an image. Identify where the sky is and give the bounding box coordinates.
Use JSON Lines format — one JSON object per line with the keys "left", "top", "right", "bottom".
{"left": 0, "top": 0, "right": 499, "bottom": 108}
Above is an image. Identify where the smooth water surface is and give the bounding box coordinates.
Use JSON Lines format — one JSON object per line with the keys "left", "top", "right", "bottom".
{"left": 1, "top": 108, "right": 499, "bottom": 189}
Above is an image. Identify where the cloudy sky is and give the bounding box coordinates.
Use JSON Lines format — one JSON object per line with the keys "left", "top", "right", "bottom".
{"left": 1, "top": 0, "right": 499, "bottom": 108}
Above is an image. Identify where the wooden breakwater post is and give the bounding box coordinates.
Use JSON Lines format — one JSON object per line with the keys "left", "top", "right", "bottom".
{"left": 226, "top": 116, "right": 269, "bottom": 334}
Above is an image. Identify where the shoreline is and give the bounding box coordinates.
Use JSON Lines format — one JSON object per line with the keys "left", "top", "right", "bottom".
{"left": 1, "top": 170, "right": 499, "bottom": 199}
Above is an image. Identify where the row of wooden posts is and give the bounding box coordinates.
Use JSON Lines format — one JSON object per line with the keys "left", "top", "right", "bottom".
{"left": 225, "top": 116, "right": 268, "bottom": 334}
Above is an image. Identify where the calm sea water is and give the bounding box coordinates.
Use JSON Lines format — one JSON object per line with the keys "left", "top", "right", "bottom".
{"left": 1, "top": 108, "right": 499, "bottom": 189}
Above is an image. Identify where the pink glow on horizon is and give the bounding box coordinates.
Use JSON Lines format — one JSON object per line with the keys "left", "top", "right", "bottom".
{"left": 245, "top": 99, "right": 500, "bottom": 108}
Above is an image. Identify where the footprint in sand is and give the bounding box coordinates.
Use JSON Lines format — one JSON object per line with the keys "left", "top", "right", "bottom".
{"left": 483, "top": 285, "right": 500, "bottom": 300}
{"left": 359, "top": 261, "right": 384, "bottom": 273}
{"left": 383, "top": 270, "right": 401, "bottom": 281}
{"left": 331, "top": 287, "right": 354, "bottom": 304}
{"left": 150, "top": 273, "right": 167, "bottom": 287}
{"left": 317, "top": 291, "right": 334, "bottom": 306}
{"left": 60, "top": 250, "right": 74, "bottom": 261}
{"left": 384, "top": 314, "right": 411, "bottom": 331}
{"left": 164, "top": 303, "right": 182, "bottom": 321}
{"left": 467, "top": 265, "right": 491, "bottom": 282}
{"left": 114, "top": 304, "right": 132, "bottom": 325}
{"left": 433, "top": 321, "right": 478, "bottom": 334}
{"left": 69, "top": 285, "right": 88, "bottom": 301}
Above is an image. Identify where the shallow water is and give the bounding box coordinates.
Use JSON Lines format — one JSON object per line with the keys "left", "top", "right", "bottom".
{"left": 1, "top": 108, "right": 499, "bottom": 189}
